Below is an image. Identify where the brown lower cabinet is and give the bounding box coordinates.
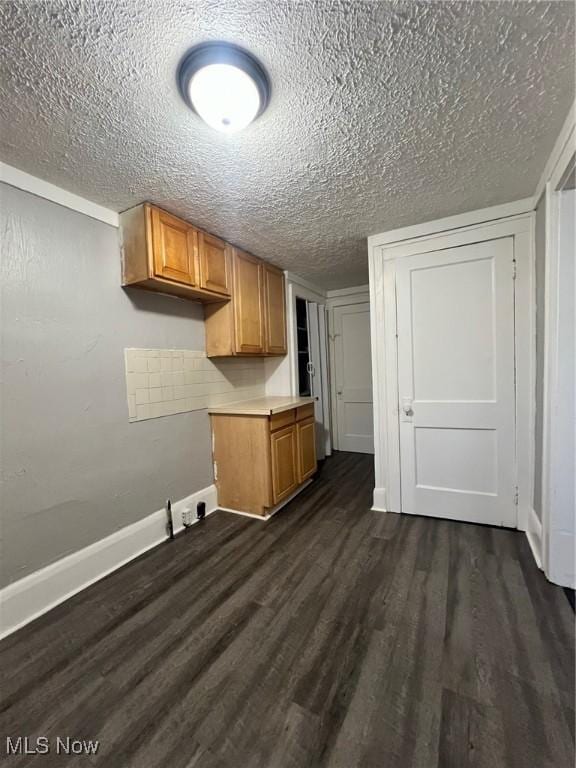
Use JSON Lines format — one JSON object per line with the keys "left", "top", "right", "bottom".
{"left": 210, "top": 403, "right": 317, "bottom": 516}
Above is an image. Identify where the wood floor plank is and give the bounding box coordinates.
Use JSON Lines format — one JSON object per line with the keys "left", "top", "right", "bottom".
{"left": 0, "top": 452, "right": 573, "bottom": 768}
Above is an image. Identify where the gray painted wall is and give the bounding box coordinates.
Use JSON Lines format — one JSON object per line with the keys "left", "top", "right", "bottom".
{"left": 533, "top": 192, "right": 546, "bottom": 521}
{"left": 0, "top": 184, "right": 213, "bottom": 587}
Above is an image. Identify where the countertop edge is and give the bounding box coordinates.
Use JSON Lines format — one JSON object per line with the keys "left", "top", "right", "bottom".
{"left": 207, "top": 396, "right": 315, "bottom": 417}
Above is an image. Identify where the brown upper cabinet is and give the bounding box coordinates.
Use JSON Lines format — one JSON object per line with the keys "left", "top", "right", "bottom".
{"left": 120, "top": 203, "right": 231, "bottom": 302}
{"left": 263, "top": 263, "right": 288, "bottom": 354}
{"left": 150, "top": 206, "right": 198, "bottom": 286}
{"left": 204, "top": 249, "right": 287, "bottom": 357}
{"left": 198, "top": 231, "right": 230, "bottom": 296}
{"left": 120, "top": 203, "right": 287, "bottom": 357}
{"left": 233, "top": 249, "right": 265, "bottom": 354}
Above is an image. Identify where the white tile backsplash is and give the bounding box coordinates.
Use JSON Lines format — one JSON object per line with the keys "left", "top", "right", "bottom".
{"left": 124, "top": 348, "right": 267, "bottom": 422}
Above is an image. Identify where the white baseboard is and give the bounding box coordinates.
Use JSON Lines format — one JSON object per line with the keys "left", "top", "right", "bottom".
{"left": 0, "top": 484, "right": 217, "bottom": 641}
{"left": 372, "top": 487, "right": 388, "bottom": 513}
{"left": 525, "top": 507, "right": 543, "bottom": 571}
{"left": 547, "top": 530, "right": 575, "bottom": 589}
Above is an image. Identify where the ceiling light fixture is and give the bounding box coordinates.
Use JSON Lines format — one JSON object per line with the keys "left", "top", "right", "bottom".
{"left": 178, "top": 42, "right": 271, "bottom": 134}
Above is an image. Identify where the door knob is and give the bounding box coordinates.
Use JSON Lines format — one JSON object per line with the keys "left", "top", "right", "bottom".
{"left": 402, "top": 397, "right": 413, "bottom": 415}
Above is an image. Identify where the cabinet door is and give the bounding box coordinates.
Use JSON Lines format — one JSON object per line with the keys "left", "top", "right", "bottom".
{"left": 297, "top": 416, "right": 317, "bottom": 483}
{"left": 233, "top": 249, "right": 265, "bottom": 354}
{"left": 270, "top": 425, "right": 298, "bottom": 504}
{"left": 150, "top": 207, "right": 197, "bottom": 285}
{"left": 263, "top": 264, "right": 287, "bottom": 354}
{"left": 199, "top": 232, "right": 231, "bottom": 296}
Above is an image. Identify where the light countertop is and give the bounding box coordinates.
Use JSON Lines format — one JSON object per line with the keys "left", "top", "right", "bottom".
{"left": 208, "top": 396, "right": 315, "bottom": 416}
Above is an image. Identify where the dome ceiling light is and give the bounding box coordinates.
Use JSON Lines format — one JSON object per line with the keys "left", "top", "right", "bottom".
{"left": 178, "top": 42, "right": 271, "bottom": 134}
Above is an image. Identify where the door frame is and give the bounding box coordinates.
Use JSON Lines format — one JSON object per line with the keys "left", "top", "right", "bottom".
{"left": 327, "top": 286, "right": 371, "bottom": 451}
{"left": 368, "top": 211, "right": 535, "bottom": 532}
{"left": 285, "top": 275, "right": 332, "bottom": 457}
{"left": 541, "top": 138, "right": 575, "bottom": 585}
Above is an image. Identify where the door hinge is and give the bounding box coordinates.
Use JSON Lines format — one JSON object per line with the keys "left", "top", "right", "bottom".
{"left": 512, "top": 260, "right": 517, "bottom": 280}
{"left": 513, "top": 486, "right": 519, "bottom": 505}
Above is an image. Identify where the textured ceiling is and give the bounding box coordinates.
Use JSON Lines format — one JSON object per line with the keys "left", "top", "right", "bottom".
{"left": 0, "top": 1, "right": 574, "bottom": 288}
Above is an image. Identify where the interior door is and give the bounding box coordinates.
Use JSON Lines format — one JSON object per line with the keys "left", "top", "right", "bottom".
{"left": 333, "top": 303, "right": 374, "bottom": 453}
{"left": 306, "top": 302, "right": 326, "bottom": 460}
{"left": 396, "top": 237, "right": 516, "bottom": 526}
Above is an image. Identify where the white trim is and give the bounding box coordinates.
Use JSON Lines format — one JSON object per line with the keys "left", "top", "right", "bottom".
{"left": 0, "top": 484, "right": 218, "bottom": 640}
{"left": 533, "top": 101, "right": 576, "bottom": 204}
{"left": 0, "top": 162, "right": 119, "bottom": 228}
{"left": 327, "top": 287, "right": 370, "bottom": 310}
{"left": 326, "top": 284, "right": 370, "bottom": 299}
{"left": 287, "top": 277, "right": 328, "bottom": 396}
{"left": 526, "top": 508, "right": 543, "bottom": 571}
{"left": 368, "top": 197, "right": 534, "bottom": 251}
{"left": 540, "top": 124, "right": 576, "bottom": 586}
{"left": 284, "top": 271, "right": 327, "bottom": 298}
{"left": 369, "top": 214, "right": 534, "bottom": 530}
{"left": 372, "top": 487, "right": 388, "bottom": 513}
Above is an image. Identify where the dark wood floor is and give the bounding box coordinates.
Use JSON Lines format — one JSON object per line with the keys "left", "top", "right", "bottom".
{"left": 0, "top": 452, "right": 574, "bottom": 768}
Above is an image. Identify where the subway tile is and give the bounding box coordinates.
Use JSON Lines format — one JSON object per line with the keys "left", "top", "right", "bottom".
{"left": 136, "top": 404, "right": 151, "bottom": 420}
{"left": 125, "top": 346, "right": 266, "bottom": 423}
{"left": 126, "top": 373, "right": 138, "bottom": 395}
{"left": 148, "top": 357, "right": 161, "bottom": 372}
{"left": 161, "top": 371, "right": 174, "bottom": 386}
{"left": 127, "top": 394, "right": 136, "bottom": 418}
{"left": 135, "top": 388, "right": 150, "bottom": 405}
{"left": 149, "top": 402, "right": 165, "bottom": 418}
{"left": 149, "top": 373, "right": 162, "bottom": 388}
{"left": 149, "top": 388, "right": 163, "bottom": 403}
{"left": 133, "top": 357, "right": 149, "bottom": 373}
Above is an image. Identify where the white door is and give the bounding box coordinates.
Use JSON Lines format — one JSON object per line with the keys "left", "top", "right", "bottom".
{"left": 333, "top": 303, "right": 374, "bottom": 453}
{"left": 306, "top": 301, "right": 326, "bottom": 460}
{"left": 396, "top": 238, "right": 516, "bottom": 526}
